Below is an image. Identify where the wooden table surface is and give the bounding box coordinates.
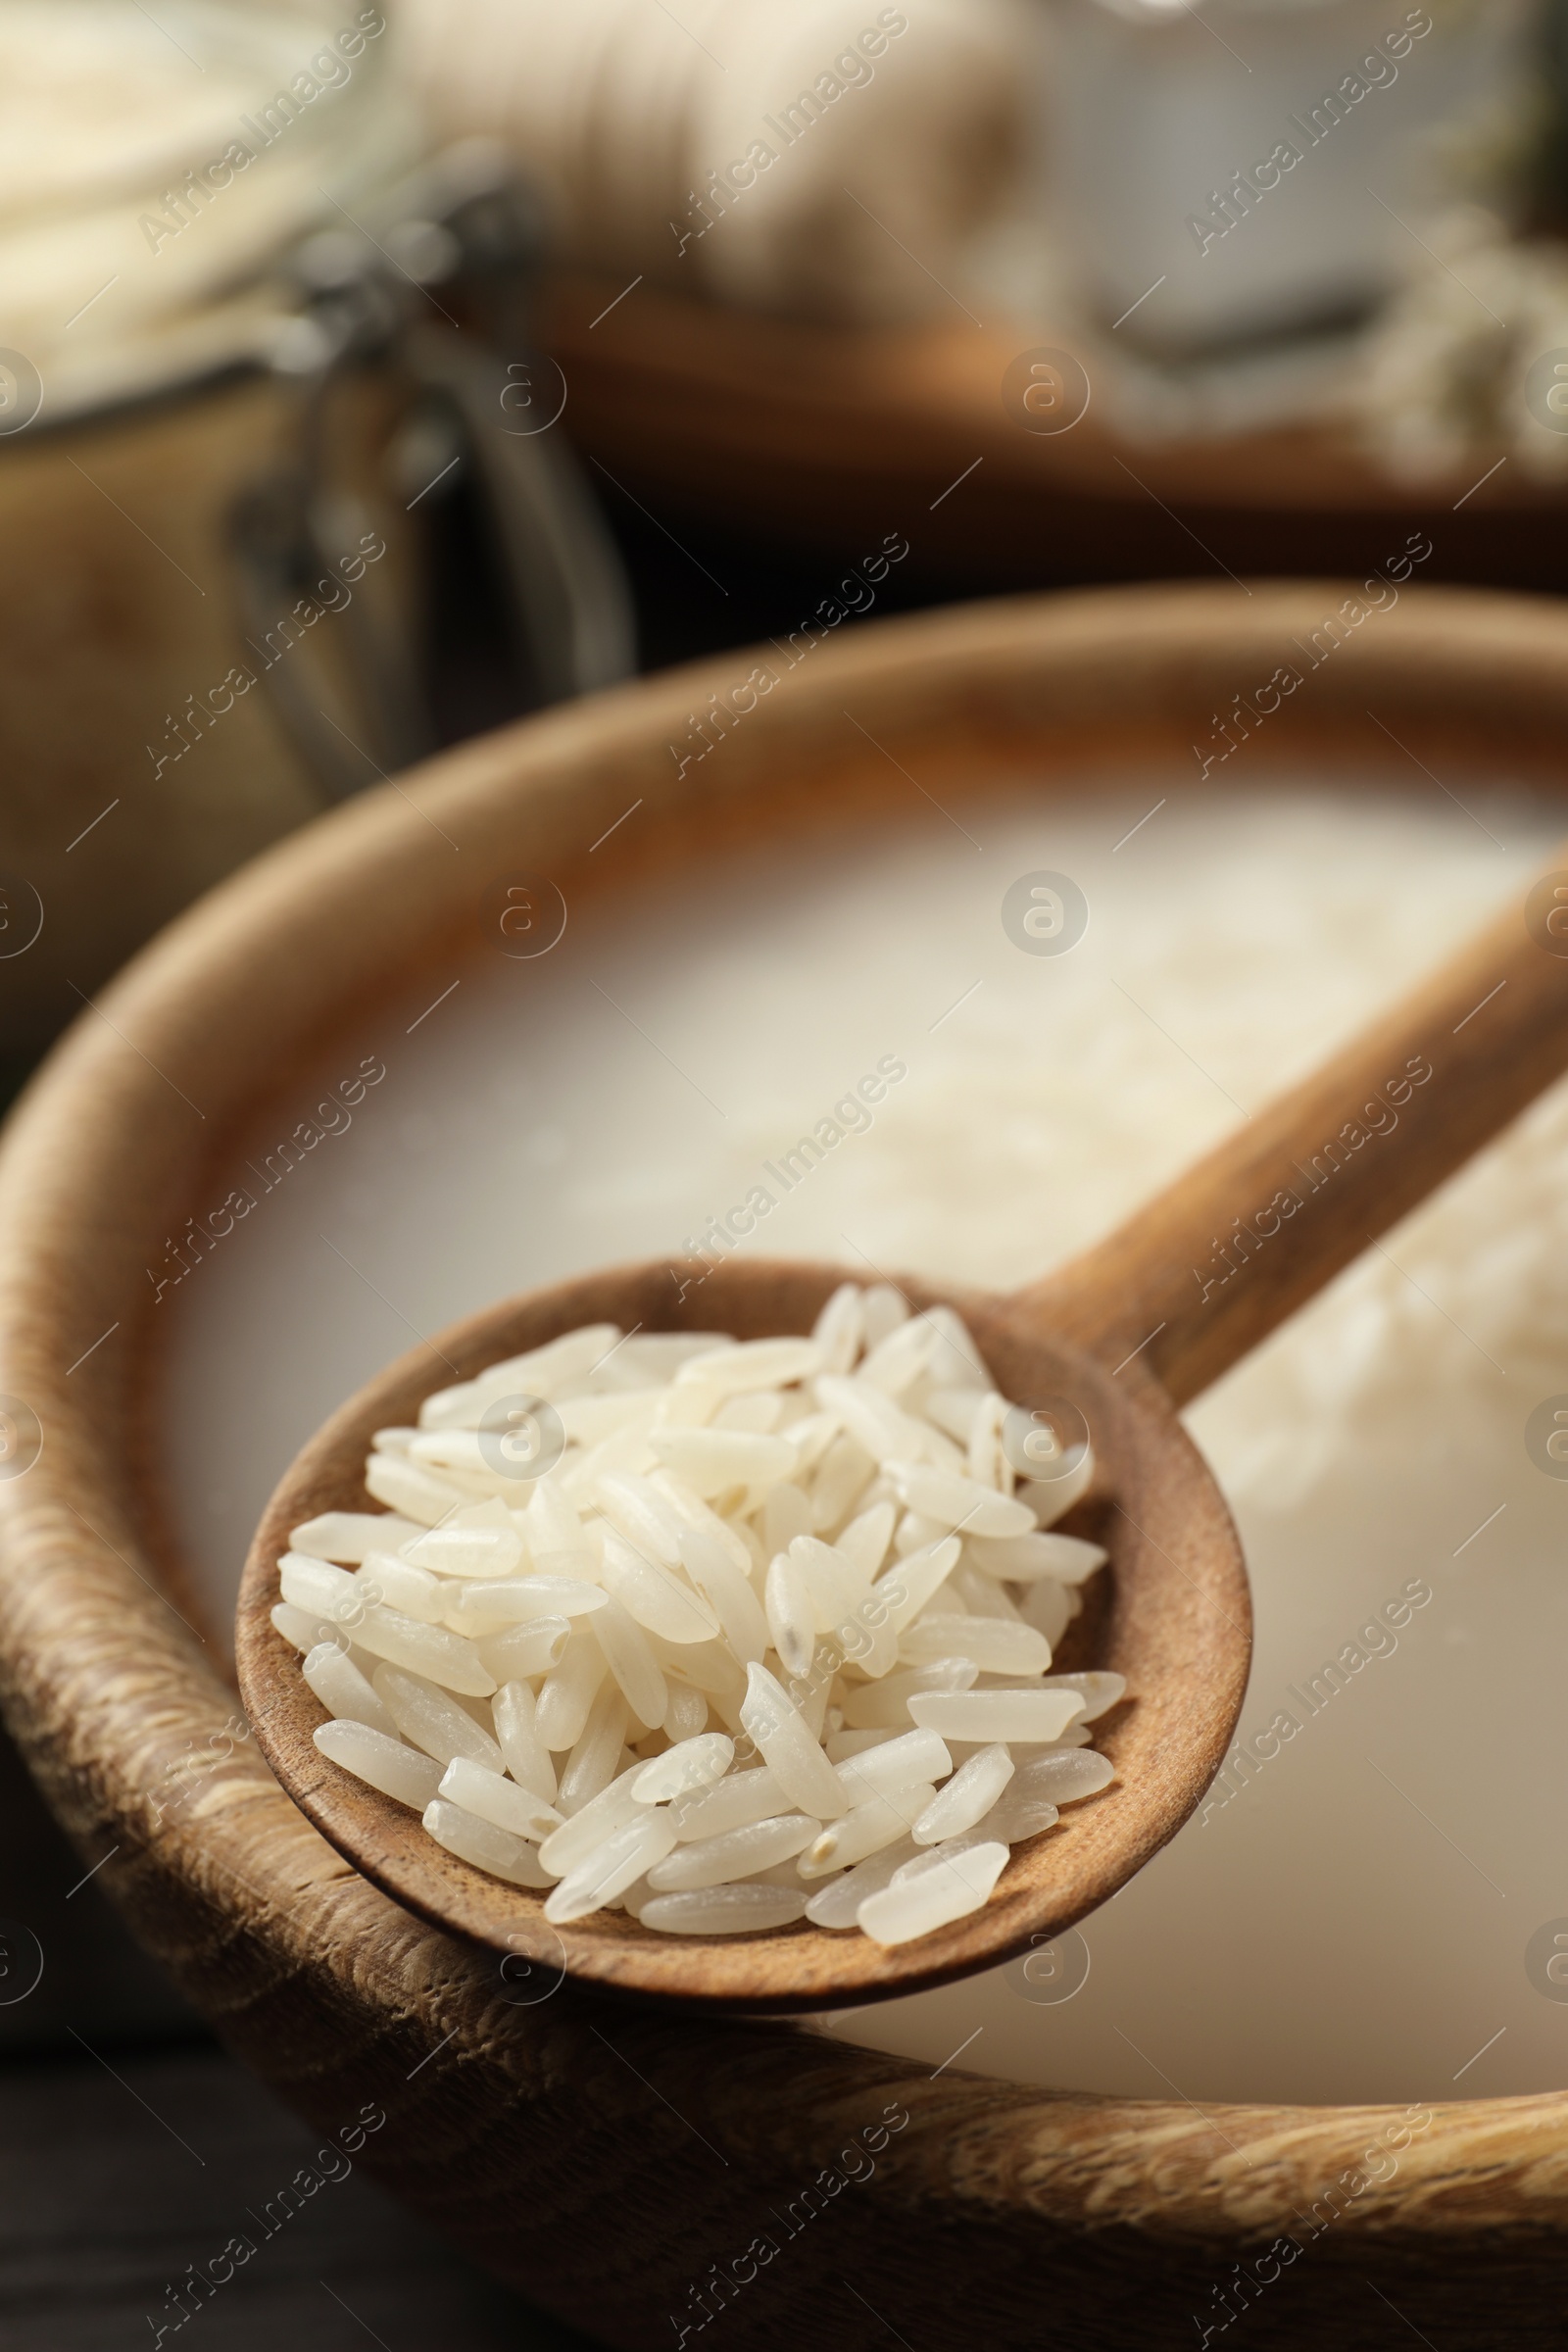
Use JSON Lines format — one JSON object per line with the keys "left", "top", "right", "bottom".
{"left": 0, "top": 1721, "right": 600, "bottom": 2351}
{"left": 0, "top": 2042, "right": 598, "bottom": 2351}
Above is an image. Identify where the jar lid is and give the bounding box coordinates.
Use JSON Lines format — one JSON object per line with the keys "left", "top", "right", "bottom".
{"left": 0, "top": 0, "right": 421, "bottom": 427}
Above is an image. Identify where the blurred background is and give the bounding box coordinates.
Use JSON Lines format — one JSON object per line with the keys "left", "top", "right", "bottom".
{"left": 3, "top": 0, "right": 1568, "bottom": 2339}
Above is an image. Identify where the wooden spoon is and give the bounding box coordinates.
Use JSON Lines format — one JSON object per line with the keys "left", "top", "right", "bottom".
{"left": 237, "top": 858, "right": 1568, "bottom": 2009}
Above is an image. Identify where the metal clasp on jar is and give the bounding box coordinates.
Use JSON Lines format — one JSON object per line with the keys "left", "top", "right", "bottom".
{"left": 230, "top": 140, "right": 635, "bottom": 805}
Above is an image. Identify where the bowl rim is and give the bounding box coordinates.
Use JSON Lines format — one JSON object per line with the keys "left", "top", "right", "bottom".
{"left": 4, "top": 577, "right": 1568, "bottom": 2262}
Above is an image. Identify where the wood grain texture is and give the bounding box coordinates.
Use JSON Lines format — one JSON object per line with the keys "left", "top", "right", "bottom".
{"left": 3, "top": 585, "right": 1568, "bottom": 2344}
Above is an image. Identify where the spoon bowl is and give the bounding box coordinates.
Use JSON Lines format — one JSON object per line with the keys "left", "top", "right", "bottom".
{"left": 237, "top": 1253, "right": 1248, "bottom": 2009}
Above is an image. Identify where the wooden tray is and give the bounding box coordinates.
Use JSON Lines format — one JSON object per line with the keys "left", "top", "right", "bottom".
{"left": 543, "top": 271, "right": 1568, "bottom": 588}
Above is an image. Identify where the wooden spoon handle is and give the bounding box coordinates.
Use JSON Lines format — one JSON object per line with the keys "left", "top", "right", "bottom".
{"left": 1014, "top": 865, "right": 1568, "bottom": 1405}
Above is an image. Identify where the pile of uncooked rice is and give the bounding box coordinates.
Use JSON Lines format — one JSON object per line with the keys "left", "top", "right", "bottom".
{"left": 272, "top": 1283, "right": 1119, "bottom": 1946}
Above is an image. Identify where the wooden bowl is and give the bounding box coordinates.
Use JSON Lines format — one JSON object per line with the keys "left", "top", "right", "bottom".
{"left": 5, "top": 580, "right": 1568, "bottom": 2349}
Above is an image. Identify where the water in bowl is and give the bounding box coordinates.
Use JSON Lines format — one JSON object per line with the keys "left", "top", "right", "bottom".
{"left": 161, "top": 771, "right": 1568, "bottom": 2104}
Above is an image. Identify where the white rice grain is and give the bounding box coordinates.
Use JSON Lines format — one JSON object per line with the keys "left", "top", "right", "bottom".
{"left": 637, "top": 1886, "right": 808, "bottom": 1935}
{"left": 443, "top": 1575, "right": 608, "bottom": 1636}
{"left": 492, "top": 1680, "right": 558, "bottom": 1802}
{"left": 804, "top": 1837, "right": 920, "bottom": 1929}
{"left": 668, "top": 1766, "right": 787, "bottom": 1840}
{"left": 403, "top": 1519, "right": 525, "bottom": 1580}
{"left": 969, "top": 1531, "right": 1107, "bottom": 1585}
{"left": 841, "top": 1659, "right": 978, "bottom": 1731}
{"left": 290, "top": 1511, "right": 423, "bottom": 1563}
{"left": 602, "top": 1531, "right": 718, "bottom": 1644}
{"left": 1039, "top": 1671, "right": 1127, "bottom": 1722}
{"left": 906, "top": 1689, "right": 1087, "bottom": 1743}
{"left": 677, "top": 1337, "right": 824, "bottom": 1394}
{"left": 278, "top": 1552, "right": 357, "bottom": 1621}
{"left": 544, "top": 1812, "right": 677, "bottom": 1922}
{"left": 739, "top": 1663, "right": 848, "bottom": 1820}
{"left": 363, "top": 1451, "right": 465, "bottom": 1525}
{"left": 556, "top": 1681, "right": 632, "bottom": 1813}
{"left": 763, "top": 1548, "right": 817, "bottom": 1679}
{"left": 271, "top": 1600, "right": 344, "bottom": 1654}
{"left": 424, "top": 1796, "right": 556, "bottom": 1887}
{"left": 975, "top": 1792, "right": 1060, "bottom": 1844}
{"left": 438, "top": 1757, "right": 562, "bottom": 1842}
{"left": 647, "top": 1427, "right": 798, "bottom": 1494}
{"left": 302, "top": 1642, "right": 397, "bottom": 1738}
{"left": 350, "top": 1605, "right": 498, "bottom": 1697}
{"left": 1010, "top": 1748, "right": 1115, "bottom": 1805}
{"left": 645, "top": 1813, "right": 818, "bottom": 1890}
{"left": 357, "top": 1551, "right": 448, "bottom": 1626}
{"left": 537, "top": 1764, "right": 649, "bottom": 1876}
{"left": 372, "top": 1664, "right": 505, "bottom": 1772}
{"left": 532, "top": 1629, "right": 609, "bottom": 1750}
{"left": 912, "top": 1744, "right": 1014, "bottom": 1845}
{"left": 858, "top": 1839, "right": 1010, "bottom": 1946}
{"left": 661, "top": 1678, "right": 710, "bottom": 1741}
{"left": 285, "top": 1289, "right": 1120, "bottom": 1949}
{"left": 835, "top": 1500, "right": 897, "bottom": 1582}
{"left": 834, "top": 1728, "right": 954, "bottom": 1799}
{"left": 901, "top": 1615, "right": 1052, "bottom": 1674}
{"left": 801, "top": 1787, "right": 937, "bottom": 1876}
{"left": 314, "top": 1720, "right": 442, "bottom": 1810}
{"left": 596, "top": 1472, "right": 687, "bottom": 1566}
{"left": 633, "top": 1733, "right": 734, "bottom": 1805}
{"left": 890, "top": 1466, "right": 1036, "bottom": 1540}
{"left": 676, "top": 1529, "right": 769, "bottom": 1665}
{"left": 588, "top": 1592, "right": 668, "bottom": 1730}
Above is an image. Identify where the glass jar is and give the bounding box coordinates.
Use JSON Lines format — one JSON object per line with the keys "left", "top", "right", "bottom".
{"left": 0, "top": 1, "right": 632, "bottom": 1049}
